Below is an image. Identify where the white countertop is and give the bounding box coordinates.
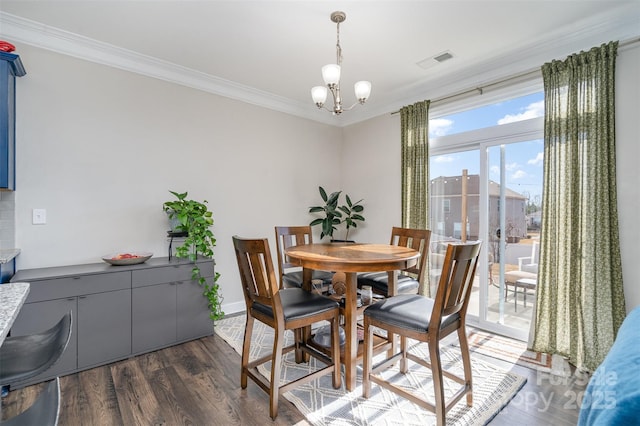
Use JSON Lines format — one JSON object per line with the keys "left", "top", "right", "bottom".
{"left": 0, "top": 282, "right": 29, "bottom": 346}
{"left": 0, "top": 249, "right": 20, "bottom": 264}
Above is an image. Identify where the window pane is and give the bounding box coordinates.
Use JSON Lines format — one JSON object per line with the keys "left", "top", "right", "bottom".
{"left": 429, "top": 92, "right": 543, "bottom": 137}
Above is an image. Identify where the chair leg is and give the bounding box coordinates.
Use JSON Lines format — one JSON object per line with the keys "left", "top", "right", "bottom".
{"left": 362, "top": 317, "right": 373, "bottom": 398}
{"left": 241, "top": 316, "right": 255, "bottom": 389}
{"left": 330, "top": 316, "right": 341, "bottom": 389}
{"left": 428, "top": 339, "right": 446, "bottom": 426}
{"left": 270, "top": 326, "right": 285, "bottom": 420}
{"left": 457, "top": 325, "right": 473, "bottom": 406}
{"left": 400, "top": 335, "right": 409, "bottom": 373}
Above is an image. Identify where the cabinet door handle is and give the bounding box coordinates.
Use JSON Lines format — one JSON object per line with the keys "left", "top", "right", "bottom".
{"left": 73, "top": 276, "right": 82, "bottom": 280}
{"left": 79, "top": 296, "right": 87, "bottom": 299}
{"left": 67, "top": 297, "right": 75, "bottom": 301}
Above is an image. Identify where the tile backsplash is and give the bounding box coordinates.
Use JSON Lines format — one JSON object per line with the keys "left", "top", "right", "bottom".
{"left": 0, "top": 191, "right": 15, "bottom": 249}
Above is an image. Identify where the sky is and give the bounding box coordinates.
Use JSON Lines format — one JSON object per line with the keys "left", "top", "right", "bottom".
{"left": 429, "top": 92, "right": 545, "bottom": 205}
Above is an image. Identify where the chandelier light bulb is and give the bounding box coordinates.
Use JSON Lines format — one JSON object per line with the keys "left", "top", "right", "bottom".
{"left": 322, "top": 64, "right": 341, "bottom": 86}
{"left": 354, "top": 81, "right": 372, "bottom": 103}
{"left": 311, "top": 86, "right": 328, "bottom": 106}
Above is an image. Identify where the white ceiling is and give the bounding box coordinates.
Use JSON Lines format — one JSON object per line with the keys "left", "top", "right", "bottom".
{"left": 1, "top": 1, "right": 639, "bottom": 126}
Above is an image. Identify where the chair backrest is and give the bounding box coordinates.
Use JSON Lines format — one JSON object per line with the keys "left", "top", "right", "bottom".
{"left": 530, "top": 240, "right": 540, "bottom": 264}
{"left": 430, "top": 241, "right": 482, "bottom": 330}
{"left": 389, "top": 227, "right": 432, "bottom": 282}
{"left": 274, "top": 226, "right": 313, "bottom": 285}
{"left": 233, "top": 236, "right": 280, "bottom": 313}
{"left": 0, "top": 311, "right": 73, "bottom": 387}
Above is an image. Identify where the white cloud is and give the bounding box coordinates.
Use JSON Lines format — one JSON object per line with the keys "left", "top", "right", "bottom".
{"left": 490, "top": 165, "right": 500, "bottom": 176}
{"left": 505, "top": 162, "right": 519, "bottom": 171}
{"left": 498, "top": 100, "right": 544, "bottom": 125}
{"left": 434, "top": 155, "right": 455, "bottom": 163}
{"left": 429, "top": 118, "right": 454, "bottom": 137}
{"left": 528, "top": 152, "right": 544, "bottom": 166}
{"left": 512, "top": 170, "right": 527, "bottom": 179}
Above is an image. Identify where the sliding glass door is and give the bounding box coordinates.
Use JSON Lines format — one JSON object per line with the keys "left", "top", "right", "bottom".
{"left": 428, "top": 91, "right": 544, "bottom": 340}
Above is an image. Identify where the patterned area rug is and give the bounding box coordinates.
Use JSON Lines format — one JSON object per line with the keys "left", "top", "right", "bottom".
{"left": 460, "top": 329, "right": 552, "bottom": 372}
{"left": 214, "top": 315, "right": 526, "bottom": 426}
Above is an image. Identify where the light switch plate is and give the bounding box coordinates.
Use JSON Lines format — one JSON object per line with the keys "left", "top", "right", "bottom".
{"left": 33, "top": 208, "right": 47, "bottom": 225}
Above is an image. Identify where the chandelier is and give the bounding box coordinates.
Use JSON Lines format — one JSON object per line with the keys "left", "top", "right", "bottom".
{"left": 311, "top": 11, "right": 371, "bottom": 115}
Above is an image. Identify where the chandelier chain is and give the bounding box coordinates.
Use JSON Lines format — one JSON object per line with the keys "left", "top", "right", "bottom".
{"left": 336, "top": 21, "right": 342, "bottom": 66}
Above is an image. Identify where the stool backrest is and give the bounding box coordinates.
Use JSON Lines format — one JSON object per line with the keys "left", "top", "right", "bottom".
{"left": 233, "top": 236, "right": 281, "bottom": 314}
{"left": 390, "top": 227, "right": 432, "bottom": 282}
{"left": 430, "top": 241, "right": 482, "bottom": 331}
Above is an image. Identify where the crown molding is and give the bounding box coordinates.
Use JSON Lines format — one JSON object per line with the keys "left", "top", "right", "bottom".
{"left": 1, "top": 4, "right": 638, "bottom": 129}
{"left": 0, "top": 11, "right": 339, "bottom": 127}
{"left": 338, "top": 3, "right": 640, "bottom": 127}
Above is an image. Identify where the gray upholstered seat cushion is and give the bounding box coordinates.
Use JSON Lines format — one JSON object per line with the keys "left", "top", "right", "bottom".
{"left": 357, "top": 272, "right": 420, "bottom": 295}
{"left": 363, "top": 294, "right": 458, "bottom": 333}
{"left": 252, "top": 288, "right": 339, "bottom": 322}
{"left": 282, "top": 270, "right": 335, "bottom": 289}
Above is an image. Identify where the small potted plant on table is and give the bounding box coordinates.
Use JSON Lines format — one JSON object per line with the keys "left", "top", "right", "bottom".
{"left": 309, "top": 186, "right": 365, "bottom": 242}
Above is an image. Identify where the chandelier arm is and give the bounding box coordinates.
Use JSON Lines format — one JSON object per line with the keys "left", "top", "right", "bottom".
{"left": 341, "top": 101, "right": 363, "bottom": 112}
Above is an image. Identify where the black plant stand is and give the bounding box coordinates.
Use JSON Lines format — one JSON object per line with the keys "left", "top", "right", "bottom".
{"left": 167, "top": 230, "right": 188, "bottom": 260}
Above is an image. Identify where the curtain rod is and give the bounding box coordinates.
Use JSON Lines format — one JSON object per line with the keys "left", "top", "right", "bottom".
{"left": 391, "top": 36, "right": 640, "bottom": 116}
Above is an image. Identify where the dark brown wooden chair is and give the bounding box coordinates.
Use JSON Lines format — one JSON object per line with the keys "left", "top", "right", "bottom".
{"left": 357, "top": 227, "right": 432, "bottom": 296}
{"left": 274, "top": 225, "right": 334, "bottom": 290}
{"left": 232, "top": 236, "right": 341, "bottom": 420}
{"left": 362, "top": 241, "right": 482, "bottom": 426}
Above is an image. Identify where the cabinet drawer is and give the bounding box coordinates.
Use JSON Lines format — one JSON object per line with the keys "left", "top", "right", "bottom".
{"left": 26, "top": 271, "right": 131, "bottom": 303}
{"left": 132, "top": 261, "right": 214, "bottom": 287}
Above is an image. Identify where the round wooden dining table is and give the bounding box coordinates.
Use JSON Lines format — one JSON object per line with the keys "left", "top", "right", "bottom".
{"left": 284, "top": 242, "right": 419, "bottom": 391}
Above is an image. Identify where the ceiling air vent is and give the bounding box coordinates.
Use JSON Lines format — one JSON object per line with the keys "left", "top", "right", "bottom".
{"left": 416, "top": 50, "right": 454, "bottom": 70}
{"left": 434, "top": 51, "right": 454, "bottom": 62}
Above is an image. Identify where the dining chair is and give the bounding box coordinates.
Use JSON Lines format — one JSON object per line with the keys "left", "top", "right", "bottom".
{"left": 0, "top": 311, "right": 72, "bottom": 388}
{"left": 232, "top": 236, "right": 341, "bottom": 420}
{"left": 362, "top": 241, "right": 482, "bottom": 426}
{"left": 0, "top": 377, "right": 60, "bottom": 426}
{"left": 357, "top": 227, "right": 432, "bottom": 296}
{"left": 274, "top": 225, "right": 334, "bottom": 290}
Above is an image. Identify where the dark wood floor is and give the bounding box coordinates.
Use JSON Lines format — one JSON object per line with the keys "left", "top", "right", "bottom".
{"left": 2, "top": 329, "right": 585, "bottom": 425}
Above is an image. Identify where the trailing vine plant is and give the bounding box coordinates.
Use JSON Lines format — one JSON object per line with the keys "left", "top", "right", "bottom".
{"left": 163, "top": 190, "right": 224, "bottom": 321}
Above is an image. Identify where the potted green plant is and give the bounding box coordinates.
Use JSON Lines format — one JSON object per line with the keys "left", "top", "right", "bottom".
{"left": 163, "top": 190, "right": 223, "bottom": 321}
{"left": 309, "top": 186, "right": 365, "bottom": 241}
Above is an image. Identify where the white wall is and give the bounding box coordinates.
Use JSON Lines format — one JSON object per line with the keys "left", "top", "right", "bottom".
{"left": 11, "top": 41, "right": 640, "bottom": 316}
{"left": 13, "top": 44, "right": 342, "bottom": 314}
{"left": 615, "top": 44, "right": 640, "bottom": 311}
{"left": 342, "top": 43, "right": 640, "bottom": 312}
{"left": 341, "top": 113, "right": 401, "bottom": 245}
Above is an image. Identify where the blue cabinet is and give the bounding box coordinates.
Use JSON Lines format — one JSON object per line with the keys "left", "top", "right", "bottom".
{"left": 0, "top": 51, "right": 26, "bottom": 190}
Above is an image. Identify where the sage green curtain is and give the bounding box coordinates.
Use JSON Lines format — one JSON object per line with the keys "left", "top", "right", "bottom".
{"left": 531, "top": 41, "right": 625, "bottom": 371}
{"left": 400, "top": 100, "right": 430, "bottom": 295}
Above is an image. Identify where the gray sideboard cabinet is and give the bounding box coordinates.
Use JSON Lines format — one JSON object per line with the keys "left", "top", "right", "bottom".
{"left": 9, "top": 256, "right": 215, "bottom": 388}
{"left": 131, "top": 260, "right": 215, "bottom": 353}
